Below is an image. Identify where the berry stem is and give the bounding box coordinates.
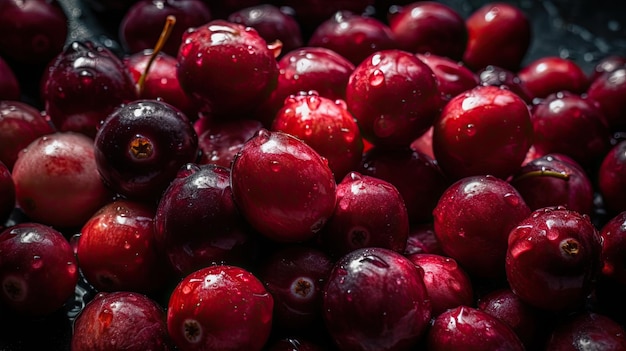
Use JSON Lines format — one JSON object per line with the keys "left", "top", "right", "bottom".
{"left": 137, "top": 15, "right": 177, "bottom": 96}
{"left": 512, "top": 168, "right": 570, "bottom": 182}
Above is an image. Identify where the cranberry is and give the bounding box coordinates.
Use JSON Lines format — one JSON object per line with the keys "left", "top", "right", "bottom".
{"left": 71, "top": 291, "right": 173, "bottom": 351}
{"left": 599, "top": 211, "right": 626, "bottom": 287}
{"left": 506, "top": 207, "right": 602, "bottom": 312}
{"left": 518, "top": 56, "right": 589, "bottom": 100}
{"left": 0, "top": 100, "right": 54, "bottom": 170}
{"left": 405, "top": 222, "right": 443, "bottom": 256}
{"left": 477, "top": 65, "right": 533, "bottom": 103}
{"left": 346, "top": 49, "right": 440, "bottom": 148}
{"left": 433, "top": 175, "right": 531, "bottom": 278}
{"left": 319, "top": 172, "right": 409, "bottom": 257}
{"left": 272, "top": 91, "right": 363, "bottom": 181}
{"left": 323, "top": 247, "right": 431, "bottom": 350}
{"left": 0, "top": 162, "right": 14, "bottom": 225}
{"left": 0, "top": 223, "right": 78, "bottom": 317}
{"left": 416, "top": 53, "right": 479, "bottom": 104}
{"left": 230, "top": 129, "right": 336, "bottom": 243}
{"left": 12, "top": 132, "right": 111, "bottom": 229}
{"left": 197, "top": 118, "right": 263, "bottom": 167}
{"left": 432, "top": 85, "right": 533, "bottom": 180}
{"left": 167, "top": 265, "right": 273, "bottom": 351}
{"left": 94, "top": 99, "right": 198, "bottom": 201}
{"left": 590, "top": 55, "right": 626, "bottom": 82}
{"left": 598, "top": 141, "right": 626, "bottom": 215}
{"left": 427, "top": 306, "right": 525, "bottom": 351}
{"left": 545, "top": 311, "right": 626, "bottom": 350}
{"left": 308, "top": 11, "right": 397, "bottom": 66}
{"left": 463, "top": 2, "right": 531, "bottom": 71}
{"left": 389, "top": 1, "right": 467, "bottom": 61}
{"left": 154, "top": 164, "right": 258, "bottom": 276}
{"left": 119, "top": 0, "right": 212, "bottom": 56}
{"left": 0, "top": 57, "right": 20, "bottom": 100}
{"left": 177, "top": 20, "right": 279, "bottom": 119}
{"left": 587, "top": 66, "right": 626, "bottom": 131}
{"left": 228, "top": 4, "right": 304, "bottom": 55}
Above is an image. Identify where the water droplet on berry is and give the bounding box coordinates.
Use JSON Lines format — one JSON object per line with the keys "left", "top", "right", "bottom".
{"left": 31, "top": 256, "right": 43, "bottom": 269}
{"left": 306, "top": 94, "right": 321, "bottom": 110}
{"left": 98, "top": 308, "right": 113, "bottom": 327}
{"left": 67, "top": 262, "right": 76, "bottom": 275}
{"left": 123, "top": 241, "right": 131, "bottom": 250}
{"left": 269, "top": 160, "right": 281, "bottom": 172}
{"left": 503, "top": 193, "right": 520, "bottom": 206}
{"left": 334, "top": 99, "right": 347, "bottom": 109}
{"left": 369, "top": 69, "right": 385, "bottom": 87}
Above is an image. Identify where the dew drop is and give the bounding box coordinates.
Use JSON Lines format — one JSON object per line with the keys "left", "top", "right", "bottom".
{"left": 306, "top": 94, "right": 321, "bottom": 110}
{"left": 503, "top": 193, "right": 520, "bottom": 206}
{"left": 123, "top": 241, "right": 131, "bottom": 250}
{"left": 31, "top": 256, "right": 43, "bottom": 269}
{"left": 98, "top": 308, "right": 113, "bottom": 328}
{"left": 369, "top": 69, "right": 385, "bottom": 87}
{"left": 269, "top": 160, "right": 281, "bottom": 172}
{"left": 334, "top": 99, "right": 347, "bottom": 109}
{"left": 67, "top": 262, "right": 77, "bottom": 275}
{"left": 256, "top": 129, "right": 271, "bottom": 142}
{"left": 464, "top": 123, "right": 476, "bottom": 137}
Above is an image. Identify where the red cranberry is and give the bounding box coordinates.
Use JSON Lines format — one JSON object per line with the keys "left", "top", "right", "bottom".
{"left": 417, "top": 53, "right": 479, "bottom": 104}
{"left": 599, "top": 211, "right": 626, "bottom": 287}
{"left": 506, "top": 207, "right": 602, "bottom": 312}
{"left": 320, "top": 172, "right": 409, "bottom": 257}
{"left": 323, "top": 247, "right": 431, "bottom": 350}
{"left": 0, "top": 223, "right": 78, "bottom": 317}
{"left": 432, "top": 85, "right": 533, "bottom": 180}
{"left": 94, "top": 99, "right": 198, "bottom": 201}
{"left": 230, "top": 129, "right": 336, "bottom": 243}
{"left": 518, "top": 56, "right": 589, "bottom": 100}
{"left": 0, "top": 162, "right": 14, "bottom": 224}
{"left": 308, "top": 11, "right": 397, "bottom": 66}
{"left": 433, "top": 175, "right": 531, "bottom": 278}
{"left": 346, "top": 49, "right": 440, "bottom": 148}
{"left": 197, "top": 118, "right": 263, "bottom": 167}
{"left": 177, "top": 20, "right": 279, "bottom": 119}
{"left": 463, "top": 2, "right": 531, "bottom": 71}
{"left": 71, "top": 291, "right": 173, "bottom": 351}
{"left": 0, "top": 100, "right": 54, "bottom": 170}
{"left": 427, "top": 306, "right": 525, "bottom": 351}
{"left": 120, "top": 0, "right": 212, "bottom": 56}
{"left": 272, "top": 91, "right": 363, "bottom": 181}
{"left": 167, "top": 265, "right": 273, "bottom": 351}
{"left": 598, "top": 140, "right": 626, "bottom": 215}
{"left": 0, "top": 57, "right": 20, "bottom": 100}
{"left": 587, "top": 66, "right": 626, "bottom": 131}
{"left": 12, "top": 132, "right": 111, "bottom": 229}
{"left": 545, "top": 311, "right": 626, "bottom": 351}
{"left": 405, "top": 222, "right": 443, "bottom": 256}
{"left": 590, "top": 55, "right": 626, "bottom": 82}
{"left": 389, "top": 1, "right": 467, "bottom": 61}
{"left": 477, "top": 65, "right": 533, "bottom": 103}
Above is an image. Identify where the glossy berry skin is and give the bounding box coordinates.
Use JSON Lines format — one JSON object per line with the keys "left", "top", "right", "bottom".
{"left": 545, "top": 312, "right": 626, "bottom": 351}
{"left": 0, "top": 100, "right": 54, "bottom": 170}
{"left": 427, "top": 306, "right": 525, "bottom": 351}
{"left": 167, "top": 265, "right": 273, "bottom": 351}
{"left": 120, "top": 0, "right": 212, "bottom": 56}
{"left": 405, "top": 223, "right": 443, "bottom": 256}
{"left": 406, "top": 253, "right": 474, "bottom": 317}
{"left": 71, "top": 291, "right": 173, "bottom": 351}
{"left": 0, "top": 57, "right": 20, "bottom": 100}
{"left": 462, "top": 2, "right": 531, "bottom": 71}
{"left": 77, "top": 200, "right": 167, "bottom": 293}
{"left": 477, "top": 65, "right": 532, "bottom": 103}
{"left": 389, "top": 1, "right": 467, "bottom": 61}
{"left": 154, "top": 164, "right": 257, "bottom": 277}
{"left": 43, "top": 41, "right": 138, "bottom": 138}
{"left": 323, "top": 247, "right": 431, "bottom": 351}
{"left": 228, "top": 4, "right": 303, "bottom": 55}
{"left": 599, "top": 211, "right": 626, "bottom": 287}
{"left": 510, "top": 153, "right": 594, "bottom": 215}
{"left": 518, "top": 57, "right": 588, "bottom": 100}
{"left": 506, "top": 207, "right": 602, "bottom": 312}
{"left": 320, "top": 172, "right": 409, "bottom": 258}
{"left": 230, "top": 129, "right": 336, "bottom": 243}
{"left": 308, "top": 11, "right": 397, "bottom": 66}
{"left": 587, "top": 66, "right": 626, "bottom": 131}
{"left": 0, "top": 223, "right": 78, "bottom": 317}
{"left": 346, "top": 49, "right": 440, "bottom": 148}
{"left": 0, "top": 162, "right": 14, "bottom": 224}
{"left": 432, "top": 85, "right": 533, "bottom": 180}
{"left": 0, "top": 0, "right": 68, "bottom": 66}
{"left": 177, "top": 20, "right": 279, "bottom": 119}
{"left": 590, "top": 55, "right": 626, "bottom": 82}
{"left": 598, "top": 141, "right": 626, "bottom": 215}
{"left": 94, "top": 100, "right": 198, "bottom": 200}
{"left": 272, "top": 91, "right": 363, "bottom": 181}
{"left": 197, "top": 119, "right": 263, "bottom": 167}
{"left": 416, "top": 53, "right": 479, "bottom": 104}
{"left": 12, "top": 132, "right": 111, "bottom": 228}
{"left": 433, "top": 175, "right": 531, "bottom": 278}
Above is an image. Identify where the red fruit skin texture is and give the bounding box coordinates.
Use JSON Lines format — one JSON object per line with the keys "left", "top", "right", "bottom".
{"left": 197, "top": 118, "right": 263, "bottom": 167}
{"left": 432, "top": 85, "right": 533, "bottom": 180}
{"left": 587, "top": 66, "right": 626, "bottom": 131}
{"left": 0, "top": 223, "right": 78, "bottom": 317}
{"left": 389, "top": 1, "right": 468, "bottom": 61}
{"left": 518, "top": 56, "right": 589, "bottom": 100}
{"left": 12, "top": 132, "right": 111, "bottom": 228}
{"left": 230, "top": 129, "right": 336, "bottom": 243}
{"left": 71, "top": 291, "right": 173, "bottom": 351}
{"left": 0, "top": 57, "right": 20, "bottom": 100}
{"left": 427, "top": 306, "right": 525, "bottom": 351}
{"left": 323, "top": 247, "right": 432, "bottom": 351}
{"left": 416, "top": 53, "right": 479, "bottom": 104}
{"left": 545, "top": 311, "right": 626, "bottom": 351}
{"left": 77, "top": 199, "right": 167, "bottom": 294}
{"left": 406, "top": 253, "right": 474, "bottom": 317}
{"left": 405, "top": 222, "right": 443, "bottom": 256}
{"left": 462, "top": 2, "right": 531, "bottom": 71}
{"left": 505, "top": 207, "right": 602, "bottom": 312}
{"left": 0, "top": 162, "right": 14, "bottom": 223}
{"left": 177, "top": 20, "right": 279, "bottom": 119}
{"left": 599, "top": 211, "right": 626, "bottom": 287}
{"left": 589, "top": 55, "right": 626, "bottom": 82}
{"left": 319, "top": 172, "right": 409, "bottom": 258}
{"left": 346, "top": 49, "right": 440, "bottom": 148}
{"left": 0, "top": 100, "right": 54, "bottom": 170}
{"left": 308, "top": 11, "right": 397, "bottom": 66}
{"left": 598, "top": 141, "right": 626, "bottom": 215}
{"left": 433, "top": 175, "right": 531, "bottom": 278}
{"left": 510, "top": 153, "right": 594, "bottom": 215}
{"left": 167, "top": 265, "right": 273, "bottom": 351}
{"left": 477, "top": 65, "right": 533, "bottom": 103}
{"left": 272, "top": 91, "right": 363, "bottom": 182}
